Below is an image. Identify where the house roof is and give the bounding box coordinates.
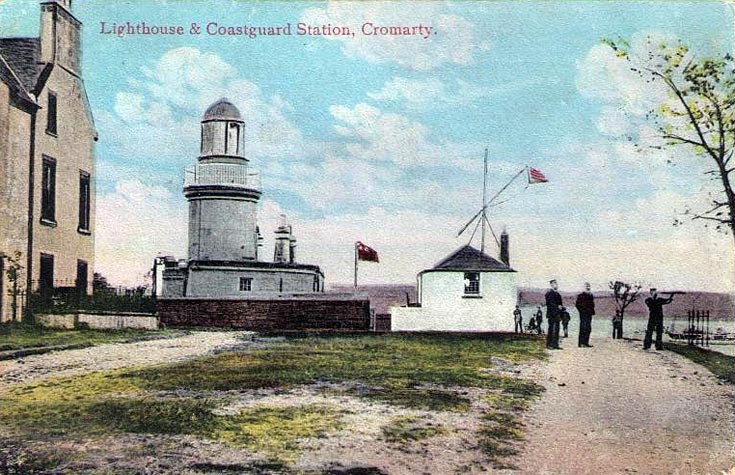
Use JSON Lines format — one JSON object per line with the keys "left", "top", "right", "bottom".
{"left": 0, "top": 54, "right": 35, "bottom": 107}
{"left": 425, "top": 245, "right": 515, "bottom": 273}
{"left": 0, "top": 38, "right": 40, "bottom": 92}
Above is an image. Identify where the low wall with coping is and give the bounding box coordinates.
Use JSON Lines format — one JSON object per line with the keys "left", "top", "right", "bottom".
{"left": 36, "top": 312, "right": 159, "bottom": 330}
{"left": 157, "top": 294, "right": 371, "bottom": 331}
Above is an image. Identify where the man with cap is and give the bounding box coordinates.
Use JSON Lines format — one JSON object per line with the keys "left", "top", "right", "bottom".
{"left": 545, "top": 279, "right": 563, "bottom": 349}
{"left": 513, "top": 305, "right": 523, "bottom": 333}
{"left": 575, "top": 282, "right": 596, "bottom": 347}
{"left": 644, "top": 288, "right": 674, "bottom": 350}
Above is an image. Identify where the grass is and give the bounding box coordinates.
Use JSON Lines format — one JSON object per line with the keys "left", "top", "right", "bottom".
{"left": 664, "top": 343, "right": 735, "bottom": 384}
{"left": 381, "top": 416, "right": 447, "bottom": 444}
{"left": 126, "top": 333, "right": 546, "bottom": 410}
{"left": 479, "top": 387, "right": 545, "bottom": 468}
{"left": 0, "top": 322, "right": 184, "bottom": 352}
{"left": 0, "top": 333, "right": 545, "bottom": 468}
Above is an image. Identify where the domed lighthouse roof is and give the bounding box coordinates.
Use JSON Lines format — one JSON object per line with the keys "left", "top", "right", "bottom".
{"left": 203, "top": 98, "right": 243, "bottom": 122}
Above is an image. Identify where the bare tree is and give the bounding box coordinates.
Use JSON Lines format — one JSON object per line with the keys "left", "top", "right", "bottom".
{"left": 609, "top": 280, "right": 642, "bottom": 324}
{"left": 603, "top": 37, "right": 735, "bottom": 249}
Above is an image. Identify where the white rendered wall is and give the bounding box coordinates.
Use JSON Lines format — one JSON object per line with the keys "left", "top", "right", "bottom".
{"left": 391, "top": 271, "right": 517, "bottom": 331}
{"left": 201, "top": 121, "right": 244, "bottom": 157}
{"left": 188, "top": 198, "right": 258, "bottom": 261}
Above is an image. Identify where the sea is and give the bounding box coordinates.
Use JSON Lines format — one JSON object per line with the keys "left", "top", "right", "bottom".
{"left": 520, "top": 305, "right": 735, "bottom": 357}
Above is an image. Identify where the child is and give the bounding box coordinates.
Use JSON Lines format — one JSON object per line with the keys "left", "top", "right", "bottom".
{"left": 560, "top": 307, "right": 571, "bottom": 338}
{"left": 612, "top": 310, "right": 623, "bottom": 339}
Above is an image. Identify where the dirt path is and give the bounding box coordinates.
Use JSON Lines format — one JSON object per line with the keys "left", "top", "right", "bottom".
{"left": 514, "top": 337, "right": 735, "bottom": 475}
{"left": 0, "top": 331, "right": 253, "bottom": 390}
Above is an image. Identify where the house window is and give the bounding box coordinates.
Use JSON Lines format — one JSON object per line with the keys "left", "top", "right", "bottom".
{"left": 39, "top": 253, "right": 54, "bottom": 298}
{"left": 239, "top": 277, "right": 252, "bottom": 292}
{"left": 41, "top": 156, "right": 56, "bottom": 224}
{"left": 78, "top": 171, "right": 91, "bottom": 233}
{"left": 47, "top": 91, "right": 57, "bottom": 135}
{"left": 464, "top": 272, "right": 481, "bottom": 295}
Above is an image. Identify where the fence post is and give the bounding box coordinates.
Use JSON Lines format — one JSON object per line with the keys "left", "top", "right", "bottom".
{"left": 706, "top": 310, "right": 710, "bottom": 347}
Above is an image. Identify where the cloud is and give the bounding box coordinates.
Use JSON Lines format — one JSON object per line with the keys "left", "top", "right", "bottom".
{"left": 367, "top": 77, "right": 446, "bottom": 105}
{"left": 329, "top": 102, "right": 482, "bottom": 170}
{"left": 576, "top": 34, "right": 672, "bottom": 116}
{"left": 94, "top": 154, "right": 734, "bottom": 292}
{"left": 95, "top": 180, "right": 187, "bottom": 286}
{"left": 367, "top": 77, "right": 519, "bottom": 109}
{"left": 300, "top": 2, "right": 488, "bottom": 70}
{"left": 97, "top": 47, "right": 304, "bottom": 184}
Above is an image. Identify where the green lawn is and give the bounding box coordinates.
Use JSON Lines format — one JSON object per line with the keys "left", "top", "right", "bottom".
{"left": 664, "top": 343, "right": 735, "bottom": 384}
{"left": 0, "top": 322, "right": 185, "bottom": 352}
{"left": 0, "top": 332, "right": 546, "bottom": 469}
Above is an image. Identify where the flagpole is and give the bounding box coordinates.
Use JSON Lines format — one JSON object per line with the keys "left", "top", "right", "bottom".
{"left": 456, "top": 166, "right": 527, "bottom": 238}
{"left": 354, "top": 242, "right": 358, "bottom": 289}
{"left": 481, "top": 148, "right": 488, "bottom": 253}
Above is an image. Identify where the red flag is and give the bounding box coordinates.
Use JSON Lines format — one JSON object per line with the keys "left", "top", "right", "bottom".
{"left": 528, "top": 167, "right": 548, "bottom": 183}
{"left": 356, "top": 241, "right": 379, "bottom": 263}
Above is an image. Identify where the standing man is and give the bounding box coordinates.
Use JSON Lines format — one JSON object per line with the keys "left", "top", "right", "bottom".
{"left": 513, "top": 305, "right": 523, "bottom": 333}
{"left": 575, "top": 282, "right": 596, "bottom": 347}
{"left": 545, "top": 279, "right": 563, "bottom": 349}
{"left": 535, "top": 306, "right": 543, "bottom": 334}
{"left": 644, "top": 288, "right": 674, "bottom": 350}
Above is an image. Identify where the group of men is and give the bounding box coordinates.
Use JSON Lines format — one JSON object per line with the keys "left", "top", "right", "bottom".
{"left": 544, "top": 280, "right": 595, "bottom": 349}
{"left": 514, "top": 280, "right": 677, "bottom": 351}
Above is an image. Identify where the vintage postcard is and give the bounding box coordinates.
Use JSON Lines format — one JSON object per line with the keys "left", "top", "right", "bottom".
{"left": 1, "top": 0, "right": 734, "bottom": 473}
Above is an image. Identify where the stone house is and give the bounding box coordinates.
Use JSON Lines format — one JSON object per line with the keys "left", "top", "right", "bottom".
{"left": 0, "top": 0, "right": 96, "bottom": 321}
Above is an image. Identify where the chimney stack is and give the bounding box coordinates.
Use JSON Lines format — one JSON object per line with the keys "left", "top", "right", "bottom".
{"left": 500, "top": 229, "right": 510, "bottom": 266}
{"left": 273, "top": 215, "right": 294, "bottom": 264}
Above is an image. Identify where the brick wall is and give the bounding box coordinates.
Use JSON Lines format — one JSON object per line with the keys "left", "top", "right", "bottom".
{"left": 157, "top": 297, "right": 371, "bottom": 331}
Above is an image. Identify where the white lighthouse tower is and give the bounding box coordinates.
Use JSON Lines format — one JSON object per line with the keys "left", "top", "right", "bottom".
{"left": 160, "top": 98, "right": 324, "bottom": 298}
{"left": 184, "top": 98, "right": 261, "bottom": 262}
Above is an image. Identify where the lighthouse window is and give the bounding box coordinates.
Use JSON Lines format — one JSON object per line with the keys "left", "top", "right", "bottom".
{"left": 464, "top": 272, "right": 480, "bottom": 295}
{"left": 239, "top": 277, "right": 252, "bottom": 292}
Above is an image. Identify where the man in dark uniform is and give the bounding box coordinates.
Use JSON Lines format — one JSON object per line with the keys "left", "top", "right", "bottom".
{"left": 545, "top": 279, "right": 563, "bottom": 349}
{"left": 644, "top": 288, "right": 674, "bottom": 350}
{"left": 535, "top": 306, "right": 543, "bottom": 334}
{"left": 513, "top": 305, "right": 523, "bottom": 333}
{"left": 575, "top": 282, "right": 595, "bottom": 347}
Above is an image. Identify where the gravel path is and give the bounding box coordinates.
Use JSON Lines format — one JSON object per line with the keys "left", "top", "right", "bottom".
{"left": 0, "top": 331, "right": 253, "bottom": 389}
{"left": 514, "top": 337, "right": 735, "bottom": 475}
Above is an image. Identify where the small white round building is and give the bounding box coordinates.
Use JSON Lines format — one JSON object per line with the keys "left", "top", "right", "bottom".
{"left": 161, "top": 98, "right": 324, "bottom": 298}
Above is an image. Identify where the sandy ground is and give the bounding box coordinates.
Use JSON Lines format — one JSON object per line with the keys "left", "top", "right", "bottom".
{"left": 0, "top": 331, "right": 253, "bottom": 390}
{"left": 513, "top": 337, "right": 735, "bottom": 475}
{"left": 1, "top": 333, "right": 734, "bottom": 474}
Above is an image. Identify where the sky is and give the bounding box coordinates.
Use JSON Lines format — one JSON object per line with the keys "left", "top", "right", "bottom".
{"left": 2, "top": 0, "right": 735, "bottom": 292}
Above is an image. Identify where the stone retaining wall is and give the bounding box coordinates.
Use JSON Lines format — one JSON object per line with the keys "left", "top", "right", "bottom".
{"left": 157, "top": 296, "right": 370, "bottom": 331}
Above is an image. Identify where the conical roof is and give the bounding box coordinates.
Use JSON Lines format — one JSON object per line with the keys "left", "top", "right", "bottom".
{"left": 428, "top": 245, "right": 514, "bottom": 272}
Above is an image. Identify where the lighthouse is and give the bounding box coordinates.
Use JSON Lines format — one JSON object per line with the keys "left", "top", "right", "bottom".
{"left": 184, "top": 98, "right": 261, "bottom": 262}
{"left": 160, "top": 98, "right": 324, "bottom": 298}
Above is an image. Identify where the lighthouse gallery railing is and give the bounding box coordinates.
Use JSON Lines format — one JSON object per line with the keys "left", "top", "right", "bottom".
{"left": 184, "top": 163, "right": 260, "bottom": 189}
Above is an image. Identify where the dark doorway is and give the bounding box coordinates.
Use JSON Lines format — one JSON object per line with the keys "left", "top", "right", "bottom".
{"left": 76, "top": 259, "right": 88, "bottom": 300}
{"left": 39, "top": 253, "right": 54, "bottom": 301}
